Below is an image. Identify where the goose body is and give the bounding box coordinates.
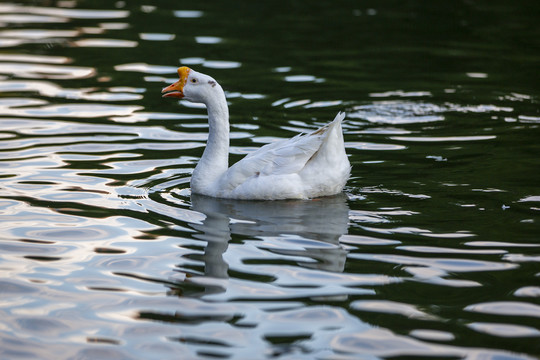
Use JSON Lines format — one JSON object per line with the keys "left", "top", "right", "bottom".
{"left": 162, "top": 67, "right": 350, "bottom": 200}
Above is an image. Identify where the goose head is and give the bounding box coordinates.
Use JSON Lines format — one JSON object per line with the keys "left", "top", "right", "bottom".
{"left": 162, "top": 66, "right": 220, "bottom": 104}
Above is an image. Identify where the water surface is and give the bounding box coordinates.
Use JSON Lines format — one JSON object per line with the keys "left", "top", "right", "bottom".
{"left": 1, "top": 1, "right": 539, "bottom": 359}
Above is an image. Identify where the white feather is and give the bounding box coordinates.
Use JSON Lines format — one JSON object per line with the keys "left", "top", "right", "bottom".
{"left": 164, "top": 68, "right": 351, "bottom": 200}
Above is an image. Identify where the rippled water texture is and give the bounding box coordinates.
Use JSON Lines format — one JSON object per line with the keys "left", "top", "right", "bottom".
{"left": 1, "top": 1, "right": 539, "bottom": 359}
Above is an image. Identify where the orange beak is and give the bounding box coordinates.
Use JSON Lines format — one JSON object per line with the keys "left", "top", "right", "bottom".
{"left": 162, "top": 66, "right": 191, "bottom": 98}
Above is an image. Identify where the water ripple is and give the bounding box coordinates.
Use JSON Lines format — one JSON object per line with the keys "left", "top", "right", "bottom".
{"left": 327, "top": 328, "right": 531, "bottom": 359}
{"left": 173, "top": 10, "right": 204, "bottom": 18}
{"left": 0, "top": 63, "right": 95, "bottom": 79}
{"left": 1, "top": 1, "right": 539, "bottom": 359}
{"left": 468, "top": 322, "right": 540, "bottom": 338}
{"left": 0, "top": 103, "right": 142, "bottom": 119}
{"left": 73, "top": 38, "right": 138, "bottom": 48}
{"left": 0, "top": 29, "right": 80, "bottom": 39}
{"left": 351, "top": 300, "right": 437, "bottom": 320}
{"left": 349, "top": 100, "right": 513, "bottom": 125}
{"left": 351, "top": 253, "right": 518, "bottom": 273}
{"left": 465, "top": 301, "right": 540, "bottom": 318}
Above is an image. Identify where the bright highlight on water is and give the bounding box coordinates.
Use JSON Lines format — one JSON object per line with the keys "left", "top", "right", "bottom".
{"left": 0, "top": 1, "right": 539, "bottom": 359}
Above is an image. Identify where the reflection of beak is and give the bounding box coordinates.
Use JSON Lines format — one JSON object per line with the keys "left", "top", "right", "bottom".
{"left": 161, "top": 80, "right": 184, "bottom": 98}
{"left": 162, "top": 66, "right": 191, "bottom": 98}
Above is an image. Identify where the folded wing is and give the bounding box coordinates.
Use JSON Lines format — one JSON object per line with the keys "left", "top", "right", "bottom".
{"left": 220, "top": 112, "right": 346, "bottom": 192}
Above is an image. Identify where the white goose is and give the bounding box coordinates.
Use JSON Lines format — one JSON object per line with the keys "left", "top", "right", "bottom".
{"left": 162, "top": 66, "right": 350, "bottom": 200}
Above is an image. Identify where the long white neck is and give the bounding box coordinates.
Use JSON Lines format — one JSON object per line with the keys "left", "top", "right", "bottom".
{"left": 191, "top": 85, "right": 229, "bottom": 195}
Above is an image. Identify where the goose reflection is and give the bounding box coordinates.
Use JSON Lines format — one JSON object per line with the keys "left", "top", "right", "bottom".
{"left": 188, "top": 193, "right": 350, "bottom": 282}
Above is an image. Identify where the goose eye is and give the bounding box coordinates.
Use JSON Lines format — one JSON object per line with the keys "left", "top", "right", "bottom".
{"left": 190, "top": 78, "right": 198, "bottom": 84}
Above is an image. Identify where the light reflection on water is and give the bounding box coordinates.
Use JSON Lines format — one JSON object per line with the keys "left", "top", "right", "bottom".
{"left": 0, "top": 1, "right": 539, "bottom": 359}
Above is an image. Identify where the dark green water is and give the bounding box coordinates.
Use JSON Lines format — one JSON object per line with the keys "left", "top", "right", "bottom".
{"left": 0, "top": 1, "right": 539, "bottom": 359}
